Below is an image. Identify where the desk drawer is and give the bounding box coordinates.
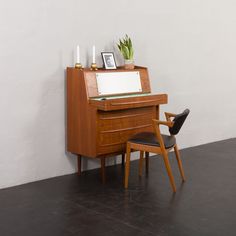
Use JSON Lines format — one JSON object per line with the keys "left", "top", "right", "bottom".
{"left": 98, "top": 107, "right": 155, "bottom": 132}
{"left": 97, "top": 107, "right": 156, "bottom": 155}
{"left": 97, "top": 125, "right": 153, "bottom": 155}
{"left": 90, "top": 94, "right": 167, "bottom": 111}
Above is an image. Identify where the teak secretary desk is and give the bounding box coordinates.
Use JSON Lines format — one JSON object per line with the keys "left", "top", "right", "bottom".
{"left": 66, "top": 66, "right": 168, "bottom": 182}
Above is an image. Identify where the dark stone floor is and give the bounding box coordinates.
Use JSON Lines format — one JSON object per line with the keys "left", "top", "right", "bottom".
{"left": 0, "top": 139, "right": 236, "bottom": 236}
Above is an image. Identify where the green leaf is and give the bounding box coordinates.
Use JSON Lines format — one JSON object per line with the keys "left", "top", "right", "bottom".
{"left": 117, "top": 34, "right": 134, "bottom": 60}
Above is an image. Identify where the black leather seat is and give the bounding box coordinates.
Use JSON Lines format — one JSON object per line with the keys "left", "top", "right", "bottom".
{"left": 129, "top": 132, "right": 176, "bottom": 149}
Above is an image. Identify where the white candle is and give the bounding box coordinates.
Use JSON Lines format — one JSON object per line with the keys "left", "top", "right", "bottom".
{"left": 76, "top": 45, "right": 80, "bottom": 63}
{"left": 92, "top": 45, "right": 95, "bottom": 63}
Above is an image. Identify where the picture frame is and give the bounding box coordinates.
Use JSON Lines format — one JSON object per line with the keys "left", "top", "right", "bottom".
{"left": 101, "top": 52, "right": 117, "bottom": 69}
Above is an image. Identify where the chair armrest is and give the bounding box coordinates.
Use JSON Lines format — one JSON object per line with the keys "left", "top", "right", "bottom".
{"left": 165, "top": 112, "right": 177, "bottom": 122}
{"left": 152, "top": 119, "right": 173, "bottom": 128}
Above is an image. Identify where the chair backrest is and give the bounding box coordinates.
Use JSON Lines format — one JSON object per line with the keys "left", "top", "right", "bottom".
{"left": 169, "top": 109, "right": 190, "bottom": 135}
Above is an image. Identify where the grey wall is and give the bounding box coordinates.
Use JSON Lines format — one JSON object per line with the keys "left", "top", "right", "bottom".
{"left": 1, "top": 0, "right": 236, "bottom": 189}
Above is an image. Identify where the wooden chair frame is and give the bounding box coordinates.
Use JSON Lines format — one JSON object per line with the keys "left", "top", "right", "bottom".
{"left": 124, "top": 112, "right": 186, "bottom": 192}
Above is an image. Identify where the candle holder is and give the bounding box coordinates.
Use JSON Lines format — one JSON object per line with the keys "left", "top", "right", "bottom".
{"left": 90, "top": 63, "right": 98, "bottom": 71}
{"left": 75, "top": 63, "right": 83, "bottom": 70}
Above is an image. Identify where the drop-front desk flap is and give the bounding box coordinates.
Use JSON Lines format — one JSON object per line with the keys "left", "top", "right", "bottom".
{"left": 90, "top": 93, "right": 168, "bottom": 111}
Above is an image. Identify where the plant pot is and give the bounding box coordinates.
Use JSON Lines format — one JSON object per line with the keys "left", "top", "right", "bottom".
{"left": 124, "top": 60, "right": 135, "bottom": 69}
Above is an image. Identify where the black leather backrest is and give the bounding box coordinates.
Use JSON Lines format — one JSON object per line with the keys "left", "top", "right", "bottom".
{"left": 169, "top": 109, "right": 190, "bottom": 135}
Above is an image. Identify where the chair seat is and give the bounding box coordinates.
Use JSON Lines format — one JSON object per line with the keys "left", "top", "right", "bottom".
{"left": 129, "top": 132, "right": 176, "bottom": 149}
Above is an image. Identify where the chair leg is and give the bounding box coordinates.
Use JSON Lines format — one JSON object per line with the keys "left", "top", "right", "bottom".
{"left": 124, "top": 143, "right": 131, "bottom": 188}
{"left": 162, "top": 151, "right": 177, "bottom": 192}
{"left": 138, "top": 151, "right": 144, "bottom": 176}
{"left": 145, "top": 152, "right": 149, "bottom": 173}
{"left": 121, "top": 154, "right": 125, "bottom": 167}
{"left": 174, "top": 145, "right": 186, "bottom": 181}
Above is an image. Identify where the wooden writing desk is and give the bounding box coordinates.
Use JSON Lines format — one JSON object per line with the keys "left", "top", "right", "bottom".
{"left": 66, "top": 66, "right": 167, "bottom": 182}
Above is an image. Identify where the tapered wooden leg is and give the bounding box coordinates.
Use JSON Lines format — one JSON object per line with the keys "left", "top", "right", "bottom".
{"left": 145, "top": 152, "right": 149, "bottom": 173}
{"left": 174, "top": 145, "right": 186, "bottom": 181}
{"left": 121, "top": 154, "right": 125, "bottom": 166}
{"left": 162, "top": 151, "right": 177, "bottom": 192}
{"left": 124, "top": 143, "right": 131, "bottom": 188}
{"left": 139, "top": 151, "right": 144, "bottom": 176}
{"left": 77, "top": 155, "right": 82, "bottom": 176}
{"left": 100, "top": 157, "right": 106, "bottom": 184}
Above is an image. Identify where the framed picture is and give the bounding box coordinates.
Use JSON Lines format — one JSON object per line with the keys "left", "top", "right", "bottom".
{"left": 101, "top": 52, "right": 117, "bottom": 69}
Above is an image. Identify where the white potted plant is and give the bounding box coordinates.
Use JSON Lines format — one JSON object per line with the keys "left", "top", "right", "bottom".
{"left": 117, "top": 34, "right": 134, "bottom": 69}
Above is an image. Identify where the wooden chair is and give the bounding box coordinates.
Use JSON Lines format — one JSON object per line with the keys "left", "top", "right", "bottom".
{"left": 124, "top": 109, "right": 190, "bottom": 192}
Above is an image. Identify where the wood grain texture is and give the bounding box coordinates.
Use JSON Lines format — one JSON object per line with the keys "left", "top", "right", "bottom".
{"left": 67, "top": 68, "right": 97, "bottom": 157}
{"left": 67, "top": 66, "right": 168, "bottom": 180}
{"left": 89, "top": 94, "right": 167, "bottom": 111}
{"left": 97, "top": 107, "right": 156, "bottom": 155}
{"left": 174, "top": 144, "right": 186, "bottom": 181}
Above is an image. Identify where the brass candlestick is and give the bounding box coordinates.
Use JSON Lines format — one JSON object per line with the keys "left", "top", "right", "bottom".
{"left": 75, "top": 63, "right": 83, "bottom": 70}
{"left": 90, "top": 63, "right": 98, "bottom": 70}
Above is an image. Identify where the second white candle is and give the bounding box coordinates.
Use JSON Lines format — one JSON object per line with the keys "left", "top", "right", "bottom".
{"left": 92, "top": 45, "right": 95, "bottom": 63}
{"left": 76, "top": 45, "right": 80, "bottom": 63}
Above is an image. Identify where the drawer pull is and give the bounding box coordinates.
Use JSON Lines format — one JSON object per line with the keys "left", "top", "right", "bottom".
{"left": 111, "top": 100, "right": 159, "bottom": 106}
{"left": 99, "top": 112, "right": 153, "bottom": 120}
{"left": 100, "top": 124, "right": 151, "bottom": 134}
{"left": 100, "top": 142, "right": 124, "bottom": 147}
